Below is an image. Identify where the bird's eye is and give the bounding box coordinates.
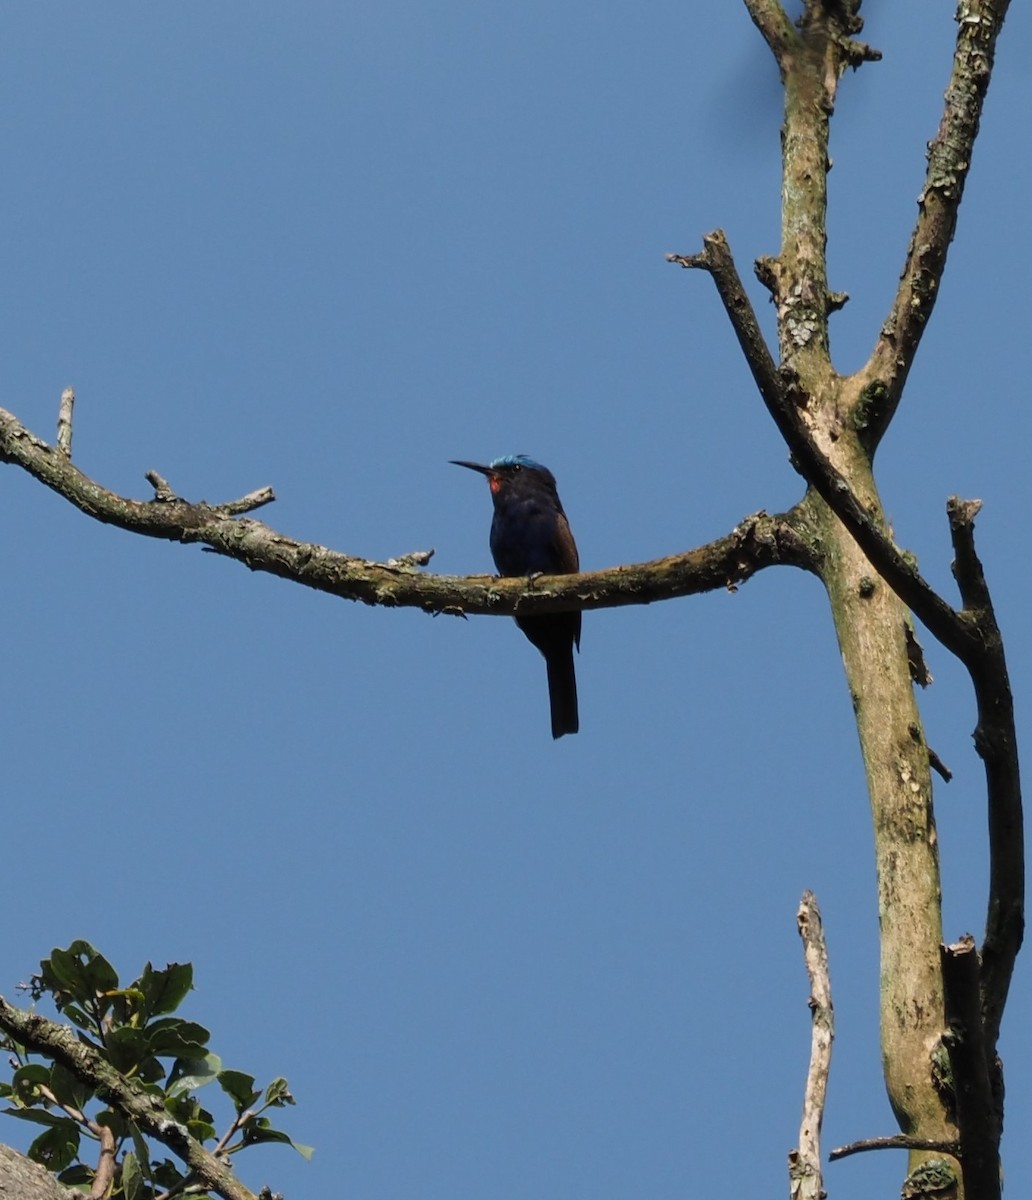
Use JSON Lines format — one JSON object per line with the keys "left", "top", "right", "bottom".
{"left": 513, "top": 464, "right": 521, "bottom": 472}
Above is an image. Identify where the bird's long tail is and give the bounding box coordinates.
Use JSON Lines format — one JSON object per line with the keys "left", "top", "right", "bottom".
{"left": 545, "top": 644, "right": 579, "bottom": 739}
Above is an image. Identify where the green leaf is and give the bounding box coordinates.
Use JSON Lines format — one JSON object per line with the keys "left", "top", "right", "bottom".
{"left": 13, "top": 1063, "right": 50, "bottom": 1083}
{"left": 242, "top": 1120, "right": 292, "bottom": 1146}
{"left": 2, "top": 1107, "right": 71, "bottom": 1128}
{"left": 165, "top": 1089, "right": 216, "bottom": 1142}
{"left": 135, "top": 1054, "right": 167, "bottom": 1085}
{"left": 121, "top": 1149, "right": 144, "bottom": 1200}
{"left": 0, "top": 1035, "right": 22, "bottom": 1058}
{"left": 39, "top": 943, "right": 89, "bottom": 992}
{"left": 48, "top": 1062, "right": 92, "bottom": 1111}
{"left": 129, "top": 1121, "right": 153, "bottom": 1183}
{"left": 42, "top": 942, "right": 119, "bottom": 1009}
{"left": 135, "top": 961, "right": 194, "bottom": 1018}
{"left": 167, "top": 1053, "right": 222, "bottom": 1098}
{"left": 263, "top": 1077, "right": 296, "bottom": 1107}
{"left": 152, "top": 1156, "right": 188, "bottom": 1189}
{"left": 28, "top": 1120, "right": 80, "bottom": 1172}
{"left": 96, "top": 1107, "right": 128, "bottom": 1141}
{"left": 61, "top": 1003, "right": 95, "bottom": 1033}
{"left": 56, "top": 1163, "right": 94, "bottom": 1185}
{"left": 165, "top": 1091, "right": 215, "bottom": 1130}
{"left": 186, "top": 1113, "right": 217, "bottom": 1142}
{"left": 241, "top": 1114, "right": 314, "bottom": 1159}
{"left": 105, "top": 1025, "right": 148, "bottom": 1074}
{"left": 217, "top": 1069, "right": 261, "bottom": 1113}
{"left": 108, "top": 986, "right": 146, "bottom": 1026}
{"left": 144, "top": 1017, "right": 210, "bottom": 1060}
{"left": 12, "top": 1062, "right": 50, "bottom": 1103}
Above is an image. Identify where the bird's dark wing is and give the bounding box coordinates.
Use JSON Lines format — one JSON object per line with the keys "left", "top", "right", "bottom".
{"left": 547, "top": 509, "right": 581, "bottom": 653}
{"left": 552, "top": 510, "right": 580, "bottom": 574}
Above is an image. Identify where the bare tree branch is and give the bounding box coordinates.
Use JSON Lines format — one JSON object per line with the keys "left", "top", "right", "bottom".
{"left": 56, "top": 388, "right": 74, "bottom": 459}
{"left": 668, "top": 233, "right": 781, "bottom": 413}
{"left": 683, "top": 229, "right": 1023, "bottom": 1159}
{"left": 743, "top": 0, "right": 799, "bottom": 72}
{"left": 829, "top": 1135, "right": 961, "bottom": 1162}
{"left": 754, "top": 2, "right": 881, "bottom": 372}
{"left": 669, "top": 234, "right": 977, "bottom": 665}
{"left": 945, "top": 500, "right": 1024, "bottom": 1054}
{"left": 718, "top": 4, "right": 1021, "bottom": 1182}
{"left": 787, "top": 891, "right": 833, "bottom": 1200}
{"left": 0, "top": 404, "right": 818, "bottom": 617}
{"left": 0, "top": 998, "right": 260, "bottom": 1200}
{"left": 865, "top": 0, "right": 1013, "bottom": 437}
{"left": 90, "top": 1125, "right": 116, "bottom": 1200}
{"left": 674, "top": 165, "right": 1022, "bottom": 1097}
{"left": 941, "top": 936, "right": 1000, "bottom": 1200}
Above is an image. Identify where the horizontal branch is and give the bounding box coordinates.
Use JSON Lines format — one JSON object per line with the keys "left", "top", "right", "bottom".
{"left": 0, "top": 998, "right": 258, "bottom": 1200}
{"left": 829, "top": 1134, "right": 960, "bottom": 1162}
{"left": 0, "top": 405, "right": 817, "bottom": 618}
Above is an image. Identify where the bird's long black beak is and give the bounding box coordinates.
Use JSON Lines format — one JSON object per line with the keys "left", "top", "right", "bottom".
{"left": 449, "top": 460, "right": 492, "bottom": 476}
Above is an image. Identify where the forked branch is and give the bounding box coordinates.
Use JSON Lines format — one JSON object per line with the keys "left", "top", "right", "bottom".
{"left": 865, "top": 0, "right": 1014, "bottom": 436}
{"left": 677, "top": 228, "right": 1023, "bottom": 1077}
{"left": 669, "top": 234, "right": 974, "bottom": 661}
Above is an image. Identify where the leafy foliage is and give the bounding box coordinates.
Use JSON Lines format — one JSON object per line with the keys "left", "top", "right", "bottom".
{"left": 1, "top": 941, "right": 311, "bottom": 1198}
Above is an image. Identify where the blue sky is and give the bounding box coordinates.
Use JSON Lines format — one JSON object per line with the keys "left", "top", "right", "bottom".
{"left": 2, "top": 5, "right": 1029, "bottom": 1198}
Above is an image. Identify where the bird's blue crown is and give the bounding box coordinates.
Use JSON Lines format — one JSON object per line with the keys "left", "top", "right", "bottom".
{"left": 489, "top": 454, "right": 545, "bottom": 471}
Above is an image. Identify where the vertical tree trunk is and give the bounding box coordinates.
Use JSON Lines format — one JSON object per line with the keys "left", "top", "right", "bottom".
{"left": 748, "top": 1, "right": 964, "bottom": 1187}
{"left": 810, "top": 458, "right": 955, "bottom": 1162}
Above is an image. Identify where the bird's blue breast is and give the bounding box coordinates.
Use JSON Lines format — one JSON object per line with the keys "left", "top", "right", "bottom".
{"left": 489, "top": 494, "right": 562, "bottom": 576}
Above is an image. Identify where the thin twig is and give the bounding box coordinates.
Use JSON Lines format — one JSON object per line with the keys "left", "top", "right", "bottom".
{"left": 56, "top": 388, "right": 75, "bottom": 459}
{"left": 929, "top": 747, "right": 953, "bottom": 783}
{"left": 145, "top": 470, "right": 179, "bottom": 502}
{"left": 667, "top": 235, "right": 783, "bottom": 426}
{"left": 214, "top": 487, "right": 277, "bottom": 516}
{"left": 37, "top": 1081, "right": 97, "bottom": 1132}
{"left": 830, "top": 1134, "right": 961, "bottom": 1161}
{"left": 788, "top": 891, "right": 833, "bottom": 1200}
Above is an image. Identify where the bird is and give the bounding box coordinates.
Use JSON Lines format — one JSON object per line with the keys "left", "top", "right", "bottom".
{"left": 451, "top": 455, "right": 581, "bottom": 739}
